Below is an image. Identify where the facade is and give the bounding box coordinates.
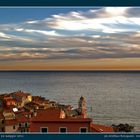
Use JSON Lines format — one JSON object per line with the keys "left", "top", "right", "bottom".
{"left": 30, "top": 108, "right": 92, "bottom": 133}
{"left": 4, "top": 98, "right": 17, "bottom": 107}
{"left": 4, "top": 119, "right": 18, "bottom": 132}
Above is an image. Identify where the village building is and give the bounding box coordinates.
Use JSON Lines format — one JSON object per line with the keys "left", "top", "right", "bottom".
{"left": 4, "top": 98, "right": 17, "bottom": 107}
{"left": 16, "top": 113, "right": 30, "bottom": 132}
{"left": 3, "top": 109, "right": 16, "bottom": 120}
{"left": 10, "top": 91, "right": 32, "bottom": 107}
{"left": 30, "top": 107, "right": 92, "bottom": 133}
{"left": 0, "top": 91, "right": 114, "bottom": 133}
{"left": 4, "top": 119, "right": 18, "bottom": 132}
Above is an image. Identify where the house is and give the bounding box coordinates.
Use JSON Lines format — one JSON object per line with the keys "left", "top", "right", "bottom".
{"left": 3, "top": 109, "right": 15, "bottom": 120}
{"left": 4, "top": 119, "right": 18, "bottom": 132}
{"left": 24, "top": 102, "right": 40, "bottom": 112}
{"left": 4, "top": 98, "right": 17, "bottom": 107}
{"left": 3, "top": 110, "right": 32, "bottom": 132}
{"left": 16, "top": 113, "right": 30, "bottom": 132}
{"left": 10, "top": 91, "right": 32, "bottom": 107}
{"left": 30, "top": 108, "right": 92, "bottom": 133}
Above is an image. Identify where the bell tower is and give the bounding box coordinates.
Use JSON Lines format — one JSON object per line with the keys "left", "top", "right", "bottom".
{"left": 78, "top": 96, "right": 87, "bottom": 118}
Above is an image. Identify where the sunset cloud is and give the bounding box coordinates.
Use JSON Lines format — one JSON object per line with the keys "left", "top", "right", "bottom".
{"left": 0, "top": 7, "right": 139, "bottom": 70}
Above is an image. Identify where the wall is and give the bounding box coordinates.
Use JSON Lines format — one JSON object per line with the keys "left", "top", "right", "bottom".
{"left": 30, "top": 121, "right": 91, "bottom": 132}
{"left": 5, "top": 125, "right": 18, "bottom": 132}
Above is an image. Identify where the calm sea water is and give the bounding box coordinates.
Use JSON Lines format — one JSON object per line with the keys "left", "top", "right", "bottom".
{"left": 0, "top": 71, "right": 140, "bottom": 131}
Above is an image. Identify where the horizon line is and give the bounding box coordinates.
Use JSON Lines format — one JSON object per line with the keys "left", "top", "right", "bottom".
{"left": 0, "top": 69, "right": 140, "bottom": 72}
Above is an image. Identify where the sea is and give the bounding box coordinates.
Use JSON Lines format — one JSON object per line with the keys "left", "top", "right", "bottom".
{"left": 0, "top": 71, "right": 139, "bottom": 131}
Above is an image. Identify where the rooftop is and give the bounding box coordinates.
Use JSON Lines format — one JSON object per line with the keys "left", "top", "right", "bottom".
{"left": 90, "top": 124, "right": 114, "bottom": 132}
{"left": 31, "top": 107, "right": 92, "bottom": 122}
{"left": 11, "top": 91, "right": 31, "bottom": 97}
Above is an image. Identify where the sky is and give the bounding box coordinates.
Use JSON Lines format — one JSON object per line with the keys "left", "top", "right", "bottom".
{"left": 0, "top": 7, "right": 140, "bottom": 70}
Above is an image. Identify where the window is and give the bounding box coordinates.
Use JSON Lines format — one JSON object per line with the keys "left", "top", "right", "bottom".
{"left": 80, "top": 127, "right": 87, "bottom": 133}
{"left": 25, "top": 122, "right": 28, "bottom": 127}
{"left": 13, "top": 125, "right": 16, "bottom": 129}
{"left": 41, "top": 128, "right": 48, "bottom": 133}
{"left": 59, "top": 127, "right": 67, "bottom": 133}
{"left": 1, "top": 120, "right": 4, "bottom": 124}
{"left": 19, "top": 123, "right": 21, "bottom": 127}
{"left": 1, "top": 127, "right": 4, "bottom": 132}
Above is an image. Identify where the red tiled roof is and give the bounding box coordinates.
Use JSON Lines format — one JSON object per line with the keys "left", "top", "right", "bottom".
{"left": 4, "top": 96, "right": 13, "bottom": 100}
{"left": 32, "top": 108, "right": 61, "bottom": 121}
{"left": 90, "top": 124, "right": 114, "bottom": 132}
{"left": 31, "top": 108, "right": 92, "bottom": 122}
{"left": 12, "top": 91, "right": 31, "bottom": 97}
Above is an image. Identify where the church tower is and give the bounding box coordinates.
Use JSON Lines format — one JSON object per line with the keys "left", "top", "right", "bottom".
{"left": 78, "top": 96, "right": 87, "bottom": 118}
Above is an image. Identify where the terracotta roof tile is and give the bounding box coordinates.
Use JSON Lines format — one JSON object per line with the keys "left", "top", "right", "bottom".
{"left": 32, "top": 108, "right": 61, "bottom": 121}
{"left": 31, "top": 108, "right": 92, "bottom": 122}
{"left": 12, "top": 91, "right": 31, "bottom": 97}
{"left": 91, "top": 124, "right": 114, "bottom": 132}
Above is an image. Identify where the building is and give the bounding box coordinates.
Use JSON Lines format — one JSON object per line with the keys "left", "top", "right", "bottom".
{"left": 10, "top": 91, "right": 32, "bottom": 107}
{"left": 4, "top": 119, "right": 18, "bottom": 132}
{"left": 0, "top": 91, "right": 114, "bottom": 133}
{"left": 16, "top": 114, "right": 30, "bottom": 132}
{"left": 4, "top": 98, "right": 17, "bottom": 107}
{"left": 3, "top": 109, "right": 16, "bottom": 120}
{"left": 30, "top": 108, "right": 92, "bottom": 133}
{"left": 78, "top": 96, "right": 87, "bottom": 118}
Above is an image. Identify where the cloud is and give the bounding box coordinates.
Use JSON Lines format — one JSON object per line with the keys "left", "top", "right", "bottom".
{"left": 0, "top": 32, "right": 11, "bottom": 39}
{"left": 45, "top": 7, "right": 140, "bottom": 34}
{"left": 16, "top": 28, "right": 62, "bottom": 36}
{"left": 0, "top": 7, "right": 140, "bottom": 62}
